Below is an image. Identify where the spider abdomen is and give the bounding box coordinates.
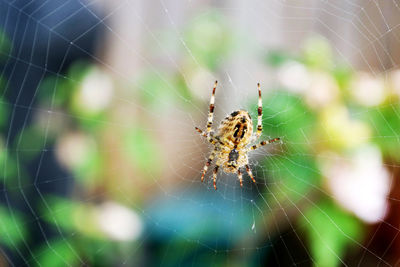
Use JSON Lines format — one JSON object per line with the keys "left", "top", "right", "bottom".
{"left": 217, "top": 110, "right": 253, "bottom": 147}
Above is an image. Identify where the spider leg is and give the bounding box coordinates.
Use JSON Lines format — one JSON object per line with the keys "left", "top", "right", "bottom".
{"left": 195, "top": 127, "right": 224, "bottom": 145}
{"left": 255, "top": 83, "right": 263, "bottom": 139}
{"left": 201, "top": 150, "right": 216, "bottom": 182}
{"left": 249, "top": 138, "right": 280, "bottom": 151}
{"left": 237, "top": 168, "right": 243, "bottom": 187}
{"left": 245, "top": 164, "right": 256, "bottom": 184}
{"left": 213, "top": 165, "right": 220, "bottom": 190}
{"left": 206, "top": 81, "right": 218, "bottom": 134}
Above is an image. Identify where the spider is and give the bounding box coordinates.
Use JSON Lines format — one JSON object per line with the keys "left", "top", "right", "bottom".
{"left": 195, "top": 81, "right": 280, "bottom": 190}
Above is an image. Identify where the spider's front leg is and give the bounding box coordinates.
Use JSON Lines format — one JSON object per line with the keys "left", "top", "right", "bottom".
{"left": 255, "top": 83, "right": 263, "bottom": 139}
{"left": 249, "top": 83, "right": 264, "bottom": 144}
{"left": 207, "top": 81, "right": 218, "bottom": 134}
{"left": 200, "top": 150, "right": 216, "bottom": 182}
{"left": 194, "top": 81, "right": 222, "bottom": 145}
{"left": 249, "top": 138, "right": 280, "bottom": 151}
{"left": 194, "top": 127, "right": 223, "bottom": 145}
{"left": 213, "top": 165, "right": 220, "bottom": 190}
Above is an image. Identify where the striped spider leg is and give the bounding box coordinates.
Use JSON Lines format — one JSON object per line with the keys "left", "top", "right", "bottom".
{"left": 195, "top": 81, "right": 221, "bottom": 185}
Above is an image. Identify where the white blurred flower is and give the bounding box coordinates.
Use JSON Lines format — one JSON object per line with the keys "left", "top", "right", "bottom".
{"left": 277, "top": 61, "right": 310, "bottom": 93}
{"left": 306, "top": 71, "right": 339, "bottom": 108}
{"left": 351, "top": 72, "right": 386, "bottom": 107}
{"left": 96, "top": 201, "right": 143, "bottom": 241}
{"left": 321, "top": 145, "right": 391, "bottom": 223}
{"left": 55, "top": 132, "right": 95, "bottom": 170}
{"left": 76, "top": 67, "right": 114, "bottom": 113}
{"left": 34, "top": 108, "right": 66, "bottom": 137}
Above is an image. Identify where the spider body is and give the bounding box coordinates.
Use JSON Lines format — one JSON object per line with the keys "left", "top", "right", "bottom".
{"left": 195, "top": 81, "right": 280, "bottom": 190}
{"left": 215, "top": 110, "right": 252, "bottom": 173}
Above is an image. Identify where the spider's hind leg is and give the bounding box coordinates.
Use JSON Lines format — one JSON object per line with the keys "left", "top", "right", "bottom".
{"left": 245, "top": 164, "right": 256, "bottom": 184}
{"left": 237, "top": 169, "right": 243, "bottom": 187}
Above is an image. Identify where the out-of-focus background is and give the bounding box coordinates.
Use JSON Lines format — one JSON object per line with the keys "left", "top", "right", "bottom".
{"left": 1, "top": 0, "right": 400, "bottom": 266}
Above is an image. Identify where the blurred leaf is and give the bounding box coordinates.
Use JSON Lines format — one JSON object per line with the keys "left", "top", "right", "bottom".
{"left": 0, "top": 73, "right": 8, "bottom": 130}
{"left": 0, "top": 149, "right": 29, "bottom": 191}
{"left": 265, "top": 50, "right": 296, "bottom": 67}
{"left": 0, "top": 30, "right": 11, "bottom": 61}
{"left": 41, "top": 196, "right": 82, "bottom": 232}
{"left": 137, "top": 72, "right": 177, "bottom": 107}
{"left": 332, "top": 64, "right": 353, "bottom": 91}
{"left": 300, "top": 201, "right": 362, "bottom": 267}
{"left": 0, "top": 205, "right": 27, "bottom": 248}
{"left": 365, "top": 103, "right": 400, "bottom": 161}
{"left": 80, "top": 240, "right": 118, "bottom": 266}
{"left": 41, "top": 61, "right": 105, "bottom": 130}
{"left": 0, "top": 75, "right": 5, "bottom": 92}
{"left": 302, "top": 37, "right": 333, "bottom": 70}
{"left": 67, "top": 60, "right": 93, "bottom": 83}
{"left": 185, "top": 11, "right": 232, "bottom": 70}
{"left": 174, "top": 73, "right": 193, "bottom": 104}
{"left": 71, "top": 139, "right": 103, "bottom": 187}
{"left": 41, "top": 196, "right": 104, "bottom": 240}
{"left": 38, "top": 76, "right": 72, "bottom": 108}
{"left": 264, "top": 154, "right": 320, "bottom": 204}
{"left": 35, "top": 239, "right": 80, "bottom": 267}
{"left": 251, "top": 91, "right": 316, "bottom": 153}
{"left": 0, "top": 98, "right": 9, "bottom": 131}
{"left": 125, "top": 127, "right": 163, "bottom": 178}
{"left": 13, "top": 126, "right": 44, "bottom": 162}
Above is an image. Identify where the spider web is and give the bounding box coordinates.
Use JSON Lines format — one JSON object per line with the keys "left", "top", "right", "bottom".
{"left": 0, "top": 0, "right": 400, "bottom": 266}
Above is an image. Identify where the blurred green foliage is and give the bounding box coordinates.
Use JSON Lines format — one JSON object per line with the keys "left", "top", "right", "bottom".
{"left": 332, "top": 65, "right": 353, "bottom": 91}
{"left": 35, "top": 239, "right": 81, "bottom": 267}
{"left": 366, "top": 104, "right": 400, "bottom": 162}
{"left": 265, "top": 50, "right": 297, "bottom": 67}
{"left": 258, "top": 91, "right": 317, "bottom": 153}
{"left": 185, "top": 10, "right": 233, "bottom": 70}
{"left": 301, "top": 201, "right": 362, "bottom": 267}
{"left": 0, "top": 147, "right": 16, "bottom": 185}
{"left": 137, "top": 72, "right": 175, "bottom": 108}
{"left": 0, "top": 101, "right": 9, "bottom": 130}
{"left": 124, "top": 127, "right": 162, "bottom": 178}
{"left": 37, "top": 195, "right": 140, "bottom": 266}
{"left": 0, "top": 31, "right": 10, "bottom": 130}
{"left": 13, "top": 126, "right": 44, "bottom": 162}
{"left": 260, "top": 35, "right": 400, "bottom": 266}
{"left": 0, "top": 29, "right": 11, "bottom": 61}
{"left": 73, "top": 139, "right": 103, "bottom": 187}
{"left": 265, "top": 154, "right": 320, "bottom": 203}
{"left": 41, "top": 196, "right": 105, "bottom": 240}
{"left": 302, "top": 37, "right": 333, "bottom": 70}
{"left": 38, "top": 75, "right": 72, "bottom": 108}
{"left": 38, "top": 61, "right": 107, "bottom": 131}
{"left": 0, "top": 205, "right": 27, "bottom": 248}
